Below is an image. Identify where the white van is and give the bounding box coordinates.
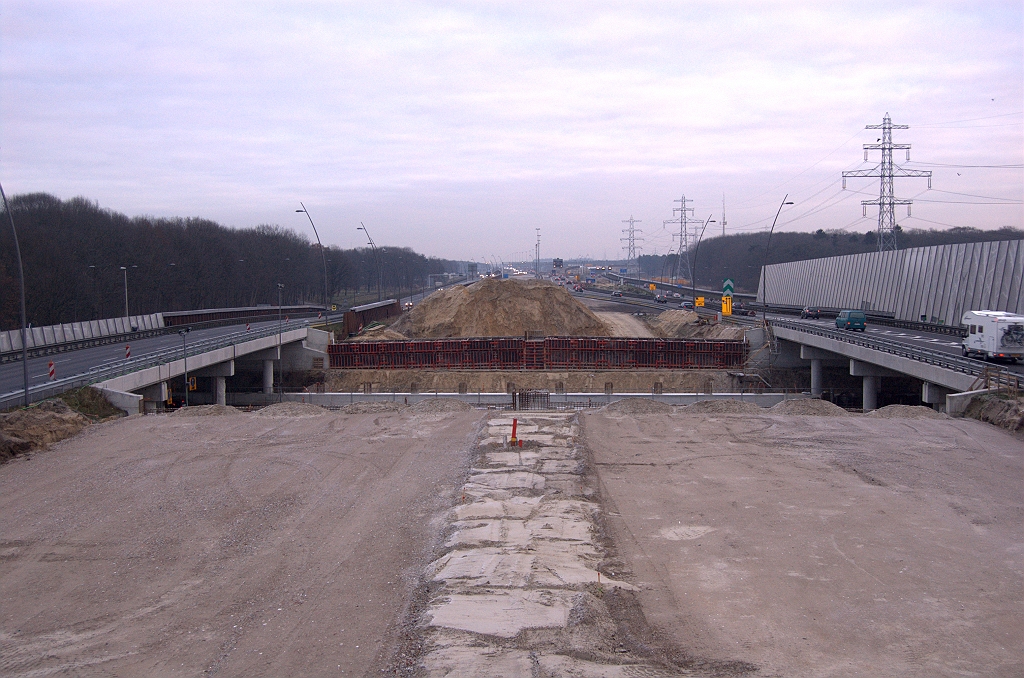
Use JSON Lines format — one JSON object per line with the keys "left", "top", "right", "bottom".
{"left": 961, "top": 310, "right": 1024, "bottom": 362}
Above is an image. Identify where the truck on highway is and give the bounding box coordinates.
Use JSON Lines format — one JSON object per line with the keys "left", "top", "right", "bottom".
{"left": 961, "top": 310, "right": 1024, "bottom": 362}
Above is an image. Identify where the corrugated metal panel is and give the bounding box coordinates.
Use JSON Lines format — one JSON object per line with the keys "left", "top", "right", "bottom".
{"left": 758, "top": 239, "right": 1024, "bottom": 324}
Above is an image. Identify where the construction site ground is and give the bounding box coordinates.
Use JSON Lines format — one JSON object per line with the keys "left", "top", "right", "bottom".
{"left": 1, "top": 405, "right": 1019, "bottom": 676}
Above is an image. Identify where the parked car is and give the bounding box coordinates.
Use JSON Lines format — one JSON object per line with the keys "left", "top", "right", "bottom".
{"left": 611, "top": 291, "right": 623, "bottom": 297}
{"left": 800, "top": 307, "right": 820, "bottom": 319}
{"left": 836, "top": 310, "right": 867, "bottom": 331}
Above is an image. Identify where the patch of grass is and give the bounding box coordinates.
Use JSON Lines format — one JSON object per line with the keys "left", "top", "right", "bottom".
{"left": 59, "top": 387, "right": 123, "bottom": 420}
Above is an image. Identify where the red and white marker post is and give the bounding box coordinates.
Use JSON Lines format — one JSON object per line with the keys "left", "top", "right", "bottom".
{"left": 246, "top": 323, "right": 251, "bottom": 332}
{"left": 125, "top": 344, "right": 131, "bottom": 359}
{"left": 48, "top": 361, "right": 55, "bottom": 380}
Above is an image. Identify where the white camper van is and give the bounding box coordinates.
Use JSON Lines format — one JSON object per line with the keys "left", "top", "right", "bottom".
{"left": 961, "top": 310, "right": 1024, "bottom": 362}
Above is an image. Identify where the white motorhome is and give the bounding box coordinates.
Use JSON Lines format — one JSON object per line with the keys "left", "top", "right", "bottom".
{"left": 961, "top": 310, "right": 1024, "bottom": 362}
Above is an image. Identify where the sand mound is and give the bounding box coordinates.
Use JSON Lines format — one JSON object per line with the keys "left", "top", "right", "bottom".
{"left": 867, "top": 405, "right": 945, "bottom": 419}
{"left": 964, "top": 395, "right": 1024, "bottom": 433}
{"left": 391, "top": 278, "right": 610, "bottom": 338}
{"left": 0, "top": 399, "right": 91, "bottom": 461}
{"left": 648, "top": 309, "right": 698, "bottom": 335}
{"left": 647, "top": 310, "right": 746, "bottom": 340}
{"left": 770, "top": 399, "right": 850, "bottom": 417}
{"left": 340, "top": 401, "right": 407, "bottom": 414}
{"left": 411, "top": 398, "right": 474, "bottom": 413}
{"left": 348, "top": 326, "right": 408, "bottom": 342}
{"left": 255, "top": 402, "right": 329, "bottom": 417}
{"left": 683, "top": 399, "right": 764, "bottom": 414}
{"left": 604, "top": 398, "right": 673, "bottom": 414}
{"left": 172, "top": 404, "right": 240, "bottom": 417}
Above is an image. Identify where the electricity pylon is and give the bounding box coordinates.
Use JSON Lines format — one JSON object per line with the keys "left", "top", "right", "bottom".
{"left": 843, "top": 113, "right": 932, "bottom": 251}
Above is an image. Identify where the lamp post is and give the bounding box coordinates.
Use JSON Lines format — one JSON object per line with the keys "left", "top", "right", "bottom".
{"left": 296, "top": 203, "right": 331, "bottom": 319}
{"left": 277, "top": 283, "right": 284, "bottom": 402}
{"left": 761, "top": 195, "right": 795, "bottom": 324}
{"left": 357, "top": 223, "right": 382, "bottom": 301}
{"left": 0, "top": 182, "right": 29, "bottom": 407}
{"left": 120, "top": 265, "right": 137, "bottom": 325}
{"left": 178, "top": 327, "right": 191, "bottom": 407}
{"left": 690, "top": 215, "right": 716, "bottom": 309}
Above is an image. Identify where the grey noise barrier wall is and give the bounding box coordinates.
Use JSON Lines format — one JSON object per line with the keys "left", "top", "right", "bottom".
{"left": 757, "top": 239, "right": 1023, "bottom": 326}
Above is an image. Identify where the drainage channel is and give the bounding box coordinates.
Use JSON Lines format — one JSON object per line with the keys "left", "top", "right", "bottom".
{"left": 394, "top": 411, "right": 698, "bottom": 676}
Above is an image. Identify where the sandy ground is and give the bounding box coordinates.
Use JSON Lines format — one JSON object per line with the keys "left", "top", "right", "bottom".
{"left": 594, "top": 312, "right": 656, "bottom": 338}
{"left": 583, "top": 410, "right": 1024, "bottom": 677}
{"left": 0, "top": 407, "right": 483, "bottom": 677}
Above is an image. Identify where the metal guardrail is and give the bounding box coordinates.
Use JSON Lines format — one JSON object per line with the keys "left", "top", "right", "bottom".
{"left": 769, "top": 318, "right": 1010, "bottom": 380}
{"left": 763, "top": 305, "right": 965, "bottom": 337}
{"left": 0, "top": 319, "right": 313, "bottom": 410}
{"left": 0, "top": 311, "right": 339, "bottom": 364}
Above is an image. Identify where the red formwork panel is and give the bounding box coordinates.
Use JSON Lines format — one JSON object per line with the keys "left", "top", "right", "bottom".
{"left": 329, "top": 337, "right": 747, "bottom": 370}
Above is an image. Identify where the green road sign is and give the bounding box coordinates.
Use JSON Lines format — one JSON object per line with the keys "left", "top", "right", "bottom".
{"left": 723, "top": 278, "right": 734, "bottom": 297}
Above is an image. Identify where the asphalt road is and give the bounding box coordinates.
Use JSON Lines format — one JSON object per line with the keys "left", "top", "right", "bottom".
{"left": 3, "top": 292, "right": 1019, "bottom": 401}
{"left": 0, "top": 319, "right": 289, "bottom": 401}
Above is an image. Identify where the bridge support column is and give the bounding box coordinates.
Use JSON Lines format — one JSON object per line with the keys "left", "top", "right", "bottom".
{"left": 799, "top": 346, "right": 844, "bottom": 398}
{"left": 263, "top": 360, "right": 274, "bottom": 395}
{"left": 215, "top": 376, "right": 226, "bottom": 406}
{"left": 810, "top": 359, "right": 823, "bottom": 397}
{"left": 922, "top": 382, "right": 953, "bottom": 412}
{"left": 862, "top": 376, "right": 878, "bottom": 412}
{"left": 849, "top": 360, "right": 898, "bottom": 412}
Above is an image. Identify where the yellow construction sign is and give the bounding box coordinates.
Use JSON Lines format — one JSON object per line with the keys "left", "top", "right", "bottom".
{"left": 722, "top": 297, "right": 732, "bottom": 315}
{"left": 649, "top": 284, "right": 656, "bottom": 291}
{"left": 695, "top": 297, "right": 705, "bottom": 307}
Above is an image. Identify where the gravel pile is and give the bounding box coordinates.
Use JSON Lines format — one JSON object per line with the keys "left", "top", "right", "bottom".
{"left": 867, "top": 404, "right": 945, "bottom": 419}
{"left": 340, "top": 401, "right": 407, "bottom": 414}
{"left": 410, "top": 398, "right": 474, "bottom": 413}
{"left": 682, "top": 399, "right": 764, "bottom": 414}
{"left": 770, "top": 399, "right": 850, "bottom": 417}
{"left": 254, "top": 402, "right": 329, "bottom": 417}
{"left": 171, "top": 405, "right": 240, "bottom": 417}
{"left": 604, "top": 398, "right": 673, "bottom": 414}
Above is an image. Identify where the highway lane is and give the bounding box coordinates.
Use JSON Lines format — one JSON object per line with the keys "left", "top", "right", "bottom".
{"left": 0, "top": 319, "right": 289, "bottom": 400}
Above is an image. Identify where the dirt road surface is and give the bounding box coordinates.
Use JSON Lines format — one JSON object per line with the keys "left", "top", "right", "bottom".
{"left": 583, "top": 409, "right": 1024, "bottom": 677}
{"left": 0, "top": 407, "right": 482, "bottom": 676}
{"left": 594, "top": 312, "right": 656, "bottom": 338}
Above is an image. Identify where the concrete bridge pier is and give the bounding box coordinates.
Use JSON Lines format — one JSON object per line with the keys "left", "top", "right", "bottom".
{"left": 263, "top": 360, "right": 274, "bottom": 395}
{"left": 850, "top": 360, "right": 899, "bottom": 412}
{"left": 195, "top": 361, "right": 235, "bottom": 407}
{"left": 799, "top": 346, "right": 846, "bottom": 398}
{"left": 922, "top": 382, "right": 953, "bottom": 413}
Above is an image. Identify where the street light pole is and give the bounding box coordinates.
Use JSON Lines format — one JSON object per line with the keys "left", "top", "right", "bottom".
{"left": 691, "top": 215, "right": 716, "bottom": 309}
{"left": 277, "top": 283, "right": 284, "bottom": 402}
{"left": 0, "top": 182, "right": 29, "bottom": 407}
{"left": 357, "top": 223, "right": 382, "bottom": 302}
{"left": 120, "top": 265, "right": 137, "bottom": 324}
{"left": 761, "top": 195, "right": 795, "bottom": 324}
{"left": 296, "top": 203, "right": 331, "bottom": 318}
{"left": 178, "top": 327, "right": 191, "bottom": 407}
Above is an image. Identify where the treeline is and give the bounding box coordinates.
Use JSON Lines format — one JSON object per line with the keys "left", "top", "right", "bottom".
{"left": 639, "top": 225, "right": 1024, "bottom": 293}
{"left": 0, "top": 193, "right": 455, "bottom": 330}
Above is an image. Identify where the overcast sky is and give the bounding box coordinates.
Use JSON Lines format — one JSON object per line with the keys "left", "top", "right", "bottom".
{"left": 2, "top": 1, "right": 1021, "bottom": 262}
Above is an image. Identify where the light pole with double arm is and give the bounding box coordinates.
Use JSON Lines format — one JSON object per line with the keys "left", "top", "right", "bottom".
{"left": 761, "top": 195, "right": 795, "bottom": 324}
{"left": 357, "top": 223, "right": 382, "bottom": 301}
{"left": 296, "top": 203, "right": 331, "bottom": 318}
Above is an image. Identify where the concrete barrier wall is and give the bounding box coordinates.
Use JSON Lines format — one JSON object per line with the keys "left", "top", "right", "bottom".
{"left": 95, "top": 387, "right": 143, "bottom": 415}
{"left": 758, "top": 239, "right": 1024, "bottom": 324}
{"left": 946, "top": 388, "right": 998, "bottom": 417}
{"left": 1, "top": 313, "right": 165, "bottom": 353}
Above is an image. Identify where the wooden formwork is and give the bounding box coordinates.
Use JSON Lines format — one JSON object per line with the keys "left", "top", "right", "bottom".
{"left": 329, "top": 337, "right": 747, "bottom": 370}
